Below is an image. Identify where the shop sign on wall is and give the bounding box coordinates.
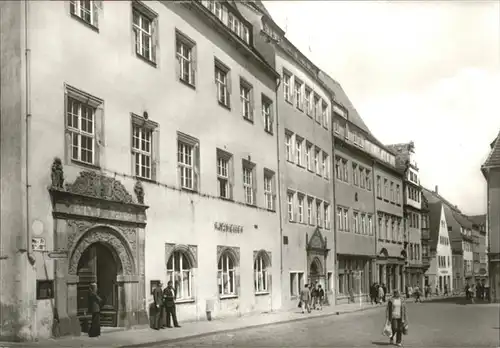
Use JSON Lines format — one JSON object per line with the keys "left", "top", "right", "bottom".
{"left": 214, "top": 222, "right": 243, "bottom": 234}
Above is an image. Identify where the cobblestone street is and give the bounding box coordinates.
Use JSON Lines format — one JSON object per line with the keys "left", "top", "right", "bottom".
{"left": 158, "top": 299, "right": 499, "bottom": 347}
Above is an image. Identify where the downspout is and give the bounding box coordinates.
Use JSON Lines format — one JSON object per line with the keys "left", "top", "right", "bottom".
{"left": 274, "top": 76, "right": 283, "bottom": 278}
{"left": 330, "top": 126, "right": 337, "bottom": 306}
{"left": 24, "top": 0, "right": 35, "bottom": 266}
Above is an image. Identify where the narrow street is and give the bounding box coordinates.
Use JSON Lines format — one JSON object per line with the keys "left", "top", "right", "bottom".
{"left": 156, "top": 299, "right": 499, "bottom": 347}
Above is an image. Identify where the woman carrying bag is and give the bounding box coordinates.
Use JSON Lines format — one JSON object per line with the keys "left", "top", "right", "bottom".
{"left": 382, "top": 289, "right": 408, "bottom": 347}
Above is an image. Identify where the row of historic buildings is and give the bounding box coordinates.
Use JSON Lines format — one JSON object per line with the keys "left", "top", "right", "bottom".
{"left": 0, "top": 0, "right": 493, "bottom": 342}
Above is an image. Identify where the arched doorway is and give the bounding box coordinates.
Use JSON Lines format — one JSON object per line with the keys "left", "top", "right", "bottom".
{"left": 309, "top": 257, "right": 323, "bottom": 286}
{"left": 77, "top": 243, "right": 120, "bottom": 329}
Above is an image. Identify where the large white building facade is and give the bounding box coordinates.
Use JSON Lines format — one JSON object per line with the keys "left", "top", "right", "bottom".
{"left": 0, "top": 0, "right": 282, "bottom": 340}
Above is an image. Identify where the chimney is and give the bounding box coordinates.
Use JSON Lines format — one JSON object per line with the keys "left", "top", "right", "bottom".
{"left": 435, "top": 185, "right": 438, "bottom": 194}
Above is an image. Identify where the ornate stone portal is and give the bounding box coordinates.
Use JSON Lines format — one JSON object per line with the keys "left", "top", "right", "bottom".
{"left": 48, "top": 169, "right": 148, "bottom": 337}
{"left": 306, "top": 228, "right": 330, "bottom": 304}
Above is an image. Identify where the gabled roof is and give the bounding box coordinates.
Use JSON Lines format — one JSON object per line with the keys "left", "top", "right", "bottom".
{"left": 252, "top": 0, "right": 272, "bottom": 18}
{"left": 422, "top": 187, "right": 462, "bottom": 214}
{"left": 427, "top": 202, "right": 442, "bottom": 250}
{"left": 482, "top": 130, "right": 500, "bottom": 169}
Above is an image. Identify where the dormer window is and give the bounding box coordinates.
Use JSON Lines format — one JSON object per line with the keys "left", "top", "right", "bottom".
{"left": 202, "top": 1, "right": 251, "bottom": 44}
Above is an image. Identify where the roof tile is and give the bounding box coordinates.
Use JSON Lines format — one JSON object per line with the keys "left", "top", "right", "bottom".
{"left": 482, "top": 130, "right": 500, "bottom": 168}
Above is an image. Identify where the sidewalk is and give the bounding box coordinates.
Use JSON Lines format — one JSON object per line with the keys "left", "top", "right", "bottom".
{"left": 0, "top": 295, "right": 459, "bottom": 348}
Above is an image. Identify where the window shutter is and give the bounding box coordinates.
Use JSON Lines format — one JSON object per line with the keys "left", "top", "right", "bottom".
{"left": 252, "top": 169, "right": 257, "bottom": 206}
{"left": 249, "top": 90, "right": 254, "bottom": 120}
{"left": 191, "top": 45, "right": 197, "bottom": 86}
{"left": 175, "top": 50, "right": 181, "bottom": 81}
{"left": 152, "top": 18, "right": 158, "bottom": 63}
{"left": 152, "top": 128, "right": 160, "bottom": 181}
{"left": 95, "top": 106, "right": 104, "bottom": 167}
{"left": 194, "top": 144, "right": 200, "bottom": 191}
{"left": 92, "top": 1, "right": 102, "bottom": 28}
{"left": 267, "top": 272, "right": 272, "bottom": 293}
{"left": 226, "top": 72, "right": 232, "bottom": 107}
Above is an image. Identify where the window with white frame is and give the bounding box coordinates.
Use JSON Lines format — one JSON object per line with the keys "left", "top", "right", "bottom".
{"left": 295, "top": 137, "right": 303, "bottom": 166}
{"left": 342, "top": 159, "right": 349, "bottom": 181}
{"left": 324, "top": 203, "right": 330, "bottom": 228}
{"left": 215, "top": 62, "right": 230, "bottom": 107}
{"left": 167, "top": 251, "right": 193, "bottom": 300}
{"left": 283, "top": 71, "right": 292, "bottom": 102}
{"left": 218, "top": 251, "right": 236, "bottom": 296}
{"left": 353, "top": 211, "right": 359, "bottom": 234}
{"left": 294, "top": 79, "right": 303, "bottom": 110}
{"left": 352, "top": 163, "right": 359, "bottom": 186}
{"left": 307, "top": 197, "right": 313, "bottom": 225}
{"left": 361, "top": 214, "right": 366, "bottom": 234}
{"left": 263, "top": 169, "right": 275, "bottom": 211}
{"left": 298, "top": 194, "right": 304, "bottom": 223}
{"left": 132, "top": 123, "right": 153, "bottom": 179}
{"left": 262, "top": 95, "right": 273, "bottom": 133}
{"left": 366, "top": 170, "right": 372, "bottom": 191}
{"left": 287, "top": 191, "right": 295, "bottom": 222}
{"left": 305, "top": 143, "right": 312, "bottom": 170}
{"left": 176, "top": 31, "right": 196, "bottom": 86}
{"left": 132, "top": 3, "right": 156, "bottom": 63}
{"left": 240, "top": 80, "right": 252, "bottom": 121}
{"left": 336, "top": 207, "right": 342, "bottom": 230}
{"left": 243, "top": 161, "right": 255, "bottom": 205}
{"left": 177, "top": 133, "right": 199, "bottom": 191}
{"left": 289, "top": 271, "right": 304, "bottom": 297}
{"left": 254, "top": 253, "right": 269, "bottom": 293}
{"left": 322, "top": 152, "right": 330, "bottom": 179}
{"left": 316, "top": 200, "right": 322, "bottom": 227}
{"left": 285, "top": 132, "right": 293, "bottom": 162}
{"left": 342, "top": 208, "right": 349, "bottom": 231}
{"left": 66, "top": 95, "right": 97, "bottom": 165}
{"left": 368, "top": 215, "right": 373, "bottom": 235}
{"left": 314, "top": 96, "right": 321, "bottom": 122}
{"left": 314, "top": 148, "right": 321, "bottom": 174}
{"left": 360, "top": 168, "right": 366, "bottom": 188}
{"left": 70, "top": 0, "right": 99, "bottom": 27}
{"left": 304, "top": 86, "right": 312, "bottom": 115}
{"left": 322, "top": 101, "right": 329, "bottom": 128}
{"left": 217, "top": 149, "right": 232, "bottom": 199}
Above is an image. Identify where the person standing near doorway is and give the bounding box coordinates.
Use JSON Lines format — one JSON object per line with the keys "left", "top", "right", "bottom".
{"left": 152, "top": 281, "right": 164, "bottom": 330}
{"left": 317, "top": 285, "right": 324, "bottom": 310}
{"left": 310, "top": 283, "right": 318, "bottom": 310}
{"left": 163, "top": 281, "right": 181, "bottom": 328}
{"left": 88, "top": 283, "right": 103, "bottom": 338}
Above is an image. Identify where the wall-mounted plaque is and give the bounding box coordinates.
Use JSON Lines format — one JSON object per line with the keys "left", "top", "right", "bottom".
{"left": 214, "top": 222, "right": 243, "bottom": 234}
{"left": 32, "top": 237, "right": 46, "bottom": 252}
{"left": 150, "top": 280, "right": 160, "bottom": 295}
{"left": 36, "top": 280, "right": 54, "bottom": 300}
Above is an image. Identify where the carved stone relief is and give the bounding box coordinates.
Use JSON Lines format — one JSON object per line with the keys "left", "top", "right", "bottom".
{"left": 165, "top": 243, "right": 198, "bottom": 268}
{"left": 64, "top": 171, "right": 134, "bottom": 204}
{"left": 120, "top": 227, "right": 137, "bottom": 253}
{"left": 68, "top": 229, "right": 135, "bottom": 276}
{"left": 217, "top": 245, "right": 240, "bottom": 266}
{"left": 66, "top": 219, "right": 95, "bottom": 250}
{"left": 253, "top": 250, "right": 272, "bottom": 266}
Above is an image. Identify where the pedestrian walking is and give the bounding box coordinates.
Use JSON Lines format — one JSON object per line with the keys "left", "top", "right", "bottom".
{"left": 87, "top": 282, "right": 103, "bottom": 338}
{"left": 444, "top": 284, "right": 448, "bottom": 296}
{"left": 317, "top": 285, "right": 324, "bottom": 310}
{"left": 414, "top": 284, "right": 422, "bottom": 303}
{"left": 311, "top": 284, "right": 318, "bottom": 310}
{"left": 378, "top": 284, "right": 385, "bottom": 305}
{"left": 371, "top": 283, "right": 379, "bottom": 305}
{"left": 163, "top": 281, "right": 181, "bottom": 328}
{"left": 299, "top": 284, "right": 311, "bottom": 314}
{"left": 382, "top": 283, "right": 387, "bottom": 303}
{"left": 385, "top": 289, "right": 408, "bottom": 347}
{"left": 152, "top": 281, "right": 164, "bottom": 330}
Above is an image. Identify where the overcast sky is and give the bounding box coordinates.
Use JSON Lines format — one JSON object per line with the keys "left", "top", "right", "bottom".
{"left": 264, "top": 0, "right": 500, "bottom": 215}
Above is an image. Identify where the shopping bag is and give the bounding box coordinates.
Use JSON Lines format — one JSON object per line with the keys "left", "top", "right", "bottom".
{"left": 382, "top": 319, "right": 392, "bottom": 337}
{"left": 403, "top": 323, "right": 409, "bottom": 335}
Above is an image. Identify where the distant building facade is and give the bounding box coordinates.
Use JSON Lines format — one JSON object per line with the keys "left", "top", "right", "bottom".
{"left": 426, "top": 202, "right": 453, "bottom": 293}
{"left": 239, "top": 2, "right": 336, "bottom": 309}
{"left": 421, "top": 195, "right": 432, "bottom": 284}
{"left": 481, "top": 132, "right": 500, "bottom": 302}
{"left": 388, "top": 142, "right": 424, "bottom": 288}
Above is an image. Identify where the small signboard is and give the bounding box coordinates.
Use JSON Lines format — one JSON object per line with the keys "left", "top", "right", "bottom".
{"left": 36, "top": 280, "right": 54, "bottom": 300}
{"left": 32, "top": 237, "right": 46, "bottom": 252}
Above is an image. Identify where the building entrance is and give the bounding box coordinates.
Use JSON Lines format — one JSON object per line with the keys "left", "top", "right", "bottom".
{"left": 77, "top": 243, "right": 118, "bottom": 328}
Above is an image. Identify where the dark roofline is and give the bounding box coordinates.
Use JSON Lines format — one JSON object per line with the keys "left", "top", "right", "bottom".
{"left": 422, "top": 186, "right": 462, "bottom": 214}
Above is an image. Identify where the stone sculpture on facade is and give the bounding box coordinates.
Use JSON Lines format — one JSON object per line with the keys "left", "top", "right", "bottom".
{"left": 134, "top": 180, "right": 145, "bottom": 204}
{"left": 51, "top": 157, "right": 65, "bottom": 189}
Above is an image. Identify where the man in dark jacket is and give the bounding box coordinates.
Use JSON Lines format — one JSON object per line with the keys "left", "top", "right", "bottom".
{"left": 88, "top": 283, "right": 103, "bottom": 337}
{"left": 163, "top": 281, "right": 181, "bottom": 328}
{"left": 152, "top": 281, "right": 164, "bottom": 330}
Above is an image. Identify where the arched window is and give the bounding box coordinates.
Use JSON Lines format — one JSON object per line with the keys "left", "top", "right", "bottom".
{"left": 167, "top": 251, "right": 192, "bottom": 300}
{"left": 218, "top": 252, "right": 235, "bottom": 296}
{"left": 254, "top": 254, "right": 269, "bottom": 293}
